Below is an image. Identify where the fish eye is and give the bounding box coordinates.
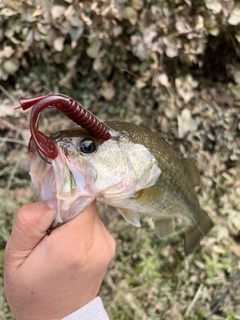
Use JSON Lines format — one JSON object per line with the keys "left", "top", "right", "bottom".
{"left": 79, "top": 137, "right": 97, "bottom": 155}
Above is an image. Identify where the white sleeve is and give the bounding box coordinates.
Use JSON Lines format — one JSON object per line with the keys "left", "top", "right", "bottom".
{"left": 61, "top": 297, "right": 110, "bottom": 320}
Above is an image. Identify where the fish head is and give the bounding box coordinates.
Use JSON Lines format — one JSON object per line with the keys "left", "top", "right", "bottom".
{"left": 29, "top": 127, "right": 161, "bottom": 226}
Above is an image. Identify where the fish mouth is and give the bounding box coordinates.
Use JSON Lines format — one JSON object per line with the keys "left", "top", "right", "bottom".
{"left": 51, "top": 148, "right": 95, "bottom": 227}
{"left": 50, "top": 157, "right": 77, "bottom": 227}
{"left": 29, "top": 141, "right": 95, "bottom": 227}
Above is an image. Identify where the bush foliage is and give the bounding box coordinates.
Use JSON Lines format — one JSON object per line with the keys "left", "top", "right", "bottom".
{"left": 1, "top": 0, "right": 240, "bottom": 96}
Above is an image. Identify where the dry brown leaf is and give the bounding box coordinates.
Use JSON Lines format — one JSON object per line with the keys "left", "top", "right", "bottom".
{"left": 53, "top": 37, "right": 64, "bottom": 52}
{"left": 101, "top": 82, "right": 116, "bottom": 101}
{"left": 123, "top": 7, "right": 138, "bottom": 25}
{"left": 51, "top": 4, "right": 66, "bottom": 19}
{"left": 87, "top": 37, "right": 101, "bottom": 59}
{"left": 177, "top": 109, "right": 198, "bottom": 138}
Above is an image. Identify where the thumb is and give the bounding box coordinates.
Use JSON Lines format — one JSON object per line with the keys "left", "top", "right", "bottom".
{"left": 5, "top": 199, "right": 57, "bottom": 271}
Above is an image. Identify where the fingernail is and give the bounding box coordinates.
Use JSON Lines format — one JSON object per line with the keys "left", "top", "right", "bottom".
{"left": 46, "top": 198, "right": 58, "bottom": 210}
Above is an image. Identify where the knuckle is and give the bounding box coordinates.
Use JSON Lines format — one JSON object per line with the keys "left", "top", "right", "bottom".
{"left": 16, "top": 204, "right": 31, "bottom": 226}
{"left": 15, "top": 204, "right": 39, "bottom": 231}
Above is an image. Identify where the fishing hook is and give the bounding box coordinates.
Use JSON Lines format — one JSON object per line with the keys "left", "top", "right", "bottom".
{"left": 18, "top": 94, "right": 111, "bottom": 159}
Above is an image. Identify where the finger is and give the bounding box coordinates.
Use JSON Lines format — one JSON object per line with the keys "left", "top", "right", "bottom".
{"left": 58, "top": 201, "right": 97, "bottom": 234}
{"left": 45, "top": 201, "right": 98, "bottom": 254}
{"left": 46, "top": 201, "right": 116, "bottom": 266}
{"left": 5, "top": 199, "right": 57, "bottom": 270}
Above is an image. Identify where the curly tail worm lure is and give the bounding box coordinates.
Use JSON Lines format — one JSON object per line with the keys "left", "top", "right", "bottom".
{"left": 18, "top": 94, "right": 111, "bottom": 159}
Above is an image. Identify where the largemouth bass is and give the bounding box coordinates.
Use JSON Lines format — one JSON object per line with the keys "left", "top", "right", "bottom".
{"left": 30, "top": 121, "right": 213, "bottom": 255}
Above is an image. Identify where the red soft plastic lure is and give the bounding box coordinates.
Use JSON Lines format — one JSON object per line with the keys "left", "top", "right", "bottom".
{"left": 18, "top": 94, "right": 111, "bottom": 159}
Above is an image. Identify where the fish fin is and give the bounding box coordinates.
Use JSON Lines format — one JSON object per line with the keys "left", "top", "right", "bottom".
{"left": 135, "top": 186, "right": 162, "bottom": 204}
{"left": 117, "top": 208, "right": 141, "bottom": 227}
{"left": 182, "top": 158, "right": 201, "bottom": 187}
{"left": 154, "top": 218, "right": 175, "bottom": 239}
{"left": 184, "top": 210, "right": 213, "bottom": 255}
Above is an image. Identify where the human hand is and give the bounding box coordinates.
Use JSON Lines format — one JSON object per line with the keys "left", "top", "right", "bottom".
{"left": 4, "top": 200, "right": 115, "bottom": 320}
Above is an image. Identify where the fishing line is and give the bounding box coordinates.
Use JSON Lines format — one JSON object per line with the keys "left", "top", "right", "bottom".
{"left": 42, "top": 86, "right": 53, "bottom": 93}
{"left": 41, "top": 89, "right": 116, "bottom": 135}
{"left": 162, "top": 163, "right": 238, "bottom": 318}
{"left": 206, "top": 271, "right": 240, "bottom": 319}
{"left": 1, "top": 83, "right": 116, "bottom": 139}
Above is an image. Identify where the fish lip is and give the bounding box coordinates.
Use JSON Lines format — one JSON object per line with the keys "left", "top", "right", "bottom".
{"left": 50, "top": 147, "right": 95, "bottom": 225}
{"left": 30, "top": 138, "right": 95, "bottom": 226}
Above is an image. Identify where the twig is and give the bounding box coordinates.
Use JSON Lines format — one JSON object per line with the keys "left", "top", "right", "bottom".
{"left": 184, "top": 284, "right": 203, "bottom": 318}
{"left": 0, "top": 119, "right": 22, "bottom": 134}
{"left": 0, "top": 137, "right": 28, "bottom": 146}
{"left": 5, "top": 153, "right": 24, "bottom": 191}
{"left": 0, "top": 84, "right": 18, "bottom": 104}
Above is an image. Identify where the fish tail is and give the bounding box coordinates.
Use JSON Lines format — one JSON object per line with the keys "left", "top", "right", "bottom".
{"left": 184, "top": 210, "right": 213, "bottom": 255}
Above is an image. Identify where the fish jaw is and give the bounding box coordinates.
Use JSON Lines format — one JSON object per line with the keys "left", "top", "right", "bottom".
{"left": 50, "top": 149, "right": 95, "bottom": 226}
{"left": 29, "top": 141, "right": 95, "bottom": 225}
{"left": 29, "top": 140, "right": 56, "bottom": 201}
